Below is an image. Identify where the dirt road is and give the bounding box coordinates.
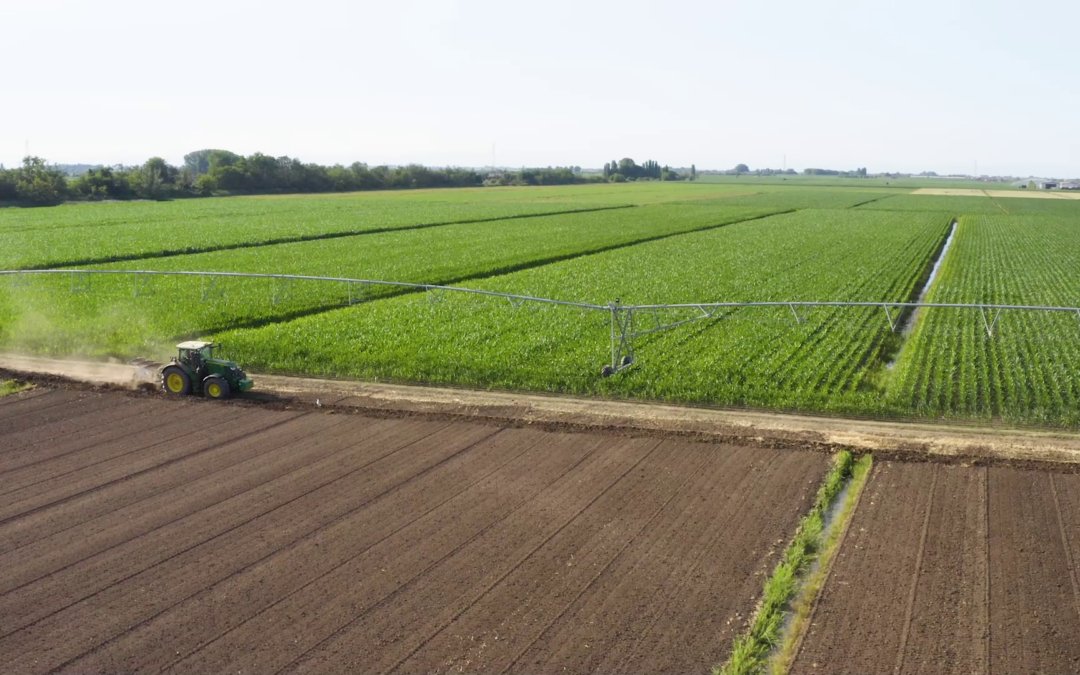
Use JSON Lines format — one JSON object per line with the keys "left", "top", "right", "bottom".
{"left": 3, "top": 353, "right": 1080, "bottom": 467}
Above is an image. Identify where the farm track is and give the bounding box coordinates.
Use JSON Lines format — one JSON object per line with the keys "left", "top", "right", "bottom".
{"left": 791, "top": 461, "right": 1080, "bottom": 674}
{"left": 0, "top": 387, "right": 827, "bottom": 674}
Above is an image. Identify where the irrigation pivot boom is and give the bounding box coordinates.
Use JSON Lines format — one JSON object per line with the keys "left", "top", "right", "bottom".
{"left": 4, "top": 269, "right": 1078, "bottom": 378}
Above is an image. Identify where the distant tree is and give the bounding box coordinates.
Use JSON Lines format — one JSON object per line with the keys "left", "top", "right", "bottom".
{"left": 617, "top": 158, "right": 636, "bottom": 178}
{"left": 609, "top": 173, "right": 626, "bottom": 183}
{"left": 14, "top": 156, "right": 68, "bottom": 206}
{"left": 0, "top": 167, "right": 17, "bottom": 201}
{"left": 691, "top": 164, "right": 697, "bottom": 179}
{"left": 207, "top": 149, "right": 243, "bottom": 172}
{"left": 183, "top": 149, "right": 229, "bottom": 176}
{"left": 734, "top": 164, "right": 748, "bottom": 174}
{"left": 602, "top": 162, "right": 610, "bottom": 178}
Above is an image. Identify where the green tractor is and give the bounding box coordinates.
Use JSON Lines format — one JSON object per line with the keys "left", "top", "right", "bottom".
{"left": 161, "top": 341, "right": 254, "bottom": 400}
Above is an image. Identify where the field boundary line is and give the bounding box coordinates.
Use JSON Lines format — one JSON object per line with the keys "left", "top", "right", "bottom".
{"left": 775, "top": 454, "right": 873, "bottom": 675}
{"left": 372, "top": 439, "right": 667, "bottom": 675}
{"left": 893, "top": 463, "right": 938, "bottom": 675}
{"left": 718, "top": 451, "right": 856, "bottom": 675}
{"left": 20, "top": 205, "right": 638, "bottom": 270}
{"left": 982, "top": 190, "right": 1011, "bottom": 215}
{"left": 1049, "top": 474, "right": 1080, "bottom": 625}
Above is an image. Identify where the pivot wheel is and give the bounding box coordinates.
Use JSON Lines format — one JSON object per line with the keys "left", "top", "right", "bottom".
{"left": 203, "top": 375, "right": 231, "bottom": 400}
{"left": 162, "top": 366, "right": 192, "bottom": 396}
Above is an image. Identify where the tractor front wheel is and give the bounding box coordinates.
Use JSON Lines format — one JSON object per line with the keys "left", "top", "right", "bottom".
{"left": 162, "top": 366, "right": 192, "bottom": 396}
{"left": 203, "top": 375, "right": 231, "bottom": 400}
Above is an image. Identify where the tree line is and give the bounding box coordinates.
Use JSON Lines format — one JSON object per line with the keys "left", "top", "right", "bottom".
{"left": 3, "top": 150, "right": 688, "bottom": 207}
{"left": 601, "top": 158, "right": 689, "bottom": 182}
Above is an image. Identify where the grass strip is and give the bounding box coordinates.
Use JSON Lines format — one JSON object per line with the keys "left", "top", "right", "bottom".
{"left": 769, "top": 453, "right": 873, "bottom": 674}
{"left": 0, "top": 380, "right": 29, "bottom": 396}
{"left": 716, "top": 450, "right": 857, "bottom": 675}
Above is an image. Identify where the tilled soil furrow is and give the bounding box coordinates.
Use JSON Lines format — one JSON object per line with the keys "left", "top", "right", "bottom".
{"left": 607, "top": 450, "right": 827, "bottom": 674}
{"left": 61, "top": 425, "right": 559, "bottom": 674}
{"left": 988, "top": 467, "right": 1080, "bottom": 673}
{"left": 0, "top": 408, "right": 265, "bottom": 522}
{"left": 0, "top": 392, "right": 131, "bottom": 436}
{"left": 791, "top": 462, "right": 935, "bottom": 673}
{"left": 0, "top": 388, "right": 51, "bottom": 408}
{"left": 894, "top": 466, "right": 986, "bottom": 674}
{"left": 165, "top": 434, "right": 655, "bottom": 675}
{"left": 408, "top": 441, "right": 753, "bottom": 675}
{"left": 0, "top": 415, "right": 405, "bottom": 626}
{"left": 0, "top": 398, "right": 167, "bottom": 469}
{"left": 286, "top": 437, "right": 676, "bottom": 675}
{"left": 1053, "top": 474, "right": 1080, "bottom": 626}
{"left": 0, "top": 408, "right": 306, "bottom": 560}
{"left": 0, "top": 417, "right": 474, "bottom": 673}
{"left": 893, "top": 464, "right": 939, "bottom": 675}
{"left": 0, "top": 403, "right": 242, "bottom": 496}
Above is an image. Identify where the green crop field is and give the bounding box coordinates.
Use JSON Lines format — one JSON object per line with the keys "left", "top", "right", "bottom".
{"left": 3, "top": 181, "right": 1080, "bottom": 426}
{"left": 215, "top": 209, "right": 950, "bottom": 414}
{"left": 890, "top": 214, "right": 1080, "bottom": 426}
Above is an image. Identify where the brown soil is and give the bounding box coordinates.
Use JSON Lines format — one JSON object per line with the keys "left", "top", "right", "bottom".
{"left": 0, "top": 387, "right": 827, "bottom": 674}
{"left": 791, "top": 462, "right": 1080, "bottom": 674}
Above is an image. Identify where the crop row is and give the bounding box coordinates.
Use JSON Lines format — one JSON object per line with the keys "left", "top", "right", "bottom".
{"left": 889, "top": 214, "right": 1080, "bottom": 425}
{"left": 0, "top": 195, "right": 627, "bottom": 270}
{"left": 0, "top": 202, "right": 778, "bottom": 355}
{"left": 214, "top": 210, "right": 951, "bottom": 412}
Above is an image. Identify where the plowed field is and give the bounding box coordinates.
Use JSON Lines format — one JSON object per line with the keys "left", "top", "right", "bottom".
{"left": 0, "top": 388, "right": 827, "bottom": 674}
{"left": 792, "top": 461, "right": 1080, "bottom": 674}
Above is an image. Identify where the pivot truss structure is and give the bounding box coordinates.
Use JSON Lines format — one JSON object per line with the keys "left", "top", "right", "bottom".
{"left": 4, "top": 269, "right": 1079, "bottom": 377}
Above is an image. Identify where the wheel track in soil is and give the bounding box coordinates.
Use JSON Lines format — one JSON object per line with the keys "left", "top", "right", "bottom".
{"left": 893, "top": 464, "right": 938, "bottom": 675}
{"left": 274, "top": 436, "right": 667, "bottom": 675}
{"left": 0, "top": 415, "right": 436, "bottom": 636}
{"left": 0, "top": 409, "right": 305, "bottom": 554}
{"left": 53, "top": 424, "right": 515, "bottom": 675}
{"left": 507, "top": 449, "right": 784, "bottom": 675}
{"left": 0, "top": 405, "right": 277, "bottom": 518}
{"left": 0, "top": 386, "right": 838, "bottom": 674}
{"left": 0, "top": 417, "right": 471, "bottom": 672}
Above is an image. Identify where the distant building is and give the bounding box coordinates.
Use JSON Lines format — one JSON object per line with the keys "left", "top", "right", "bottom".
{"left": 1061, "top": 182, "right": 1080, "bottom": 190}
{"left": 1040, "top": 181, "right": 1059, "bottom": 190}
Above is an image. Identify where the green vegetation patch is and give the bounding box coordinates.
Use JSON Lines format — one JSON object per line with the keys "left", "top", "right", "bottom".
{"left": 213, "top": 210, "right": 950, "bottom": 413}
{"left": 890, "top": 214, "right": 1080, "bottom": 426}
{"left": 0, "top": 202, "right": 778, "bottom": 357}
{"left": 716, "top": 451, "right": 866, "bottom": 675}
{"left": 0, "top": 380, "right": 28, "bottom": 396}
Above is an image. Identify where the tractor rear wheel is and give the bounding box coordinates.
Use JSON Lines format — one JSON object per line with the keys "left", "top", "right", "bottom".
{"left": 203, "top": 375, "right": 231, "bottom": 400}
{"left": 162, "top": 366, "right": 192, "bottom": 396}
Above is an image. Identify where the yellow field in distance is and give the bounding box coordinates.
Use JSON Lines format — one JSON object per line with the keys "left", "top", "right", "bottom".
{"left": 912, "top": 188, "right": 1080, "bottom": 200}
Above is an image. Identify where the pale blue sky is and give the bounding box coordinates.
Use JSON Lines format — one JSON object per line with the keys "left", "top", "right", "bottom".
{"left": 4, "top": 0, "right": 1078, "bottom": 176}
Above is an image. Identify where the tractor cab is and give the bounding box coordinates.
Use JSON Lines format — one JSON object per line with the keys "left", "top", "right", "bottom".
{"left": 162, "top": 341, "right": 254, "bottom": 399}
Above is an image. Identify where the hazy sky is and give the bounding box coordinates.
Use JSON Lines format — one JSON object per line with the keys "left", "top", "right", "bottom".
{"left": 5, "top": 0, "right": 1078, "bottom": 176}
